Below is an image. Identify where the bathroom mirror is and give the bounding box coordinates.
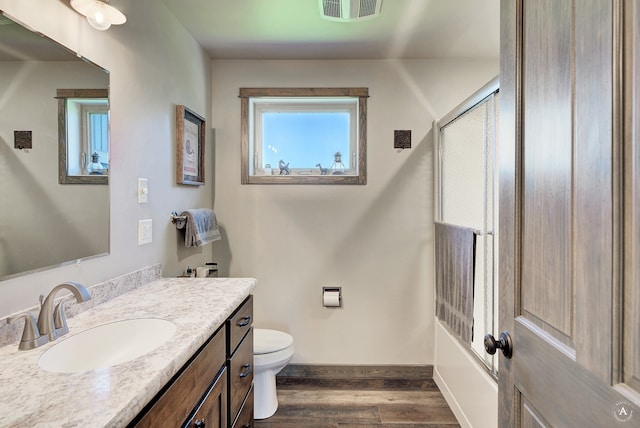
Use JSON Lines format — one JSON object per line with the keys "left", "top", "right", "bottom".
{"left": 0, "top": 12, "right": 110, "bottom": 280}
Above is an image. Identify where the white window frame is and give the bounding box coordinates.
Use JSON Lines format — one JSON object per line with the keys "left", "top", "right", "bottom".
{"left": 240, "top": 88, "right": 368, "bottom": 185}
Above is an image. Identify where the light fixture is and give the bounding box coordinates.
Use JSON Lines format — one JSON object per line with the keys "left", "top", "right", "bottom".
{"left": 319, "top": 0, "right": 382, "bottom": 22}
{"left": 70, "top": 0, "right": 126, "bottom": 31}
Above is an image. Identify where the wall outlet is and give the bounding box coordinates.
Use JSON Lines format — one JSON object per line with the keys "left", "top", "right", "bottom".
{"left": 138, "top": 219, "right": 152, "bottom": 245}
{"left": 137, "top": 178, "right": 148, "bottom": 203}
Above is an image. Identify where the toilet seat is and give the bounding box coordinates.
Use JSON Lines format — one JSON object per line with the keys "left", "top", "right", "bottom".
{"left": 254, "top": 329, "right": 294, "bottom": 355}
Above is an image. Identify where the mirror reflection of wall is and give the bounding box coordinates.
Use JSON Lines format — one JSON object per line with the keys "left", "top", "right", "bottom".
{"left": 0, "top": 13, "right": 110, "bottom": 280}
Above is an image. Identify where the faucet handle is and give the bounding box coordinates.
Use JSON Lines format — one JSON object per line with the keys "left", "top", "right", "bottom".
{"left": 53, "top": 302, "right": 70, "bottom": 337}
{"left": 7, "top": 314, "right": 48, "bottom": 351}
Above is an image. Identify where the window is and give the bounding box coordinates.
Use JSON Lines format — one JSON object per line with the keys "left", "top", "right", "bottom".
{"left": 240, "top": 88, "right": 368, "bottom": 184}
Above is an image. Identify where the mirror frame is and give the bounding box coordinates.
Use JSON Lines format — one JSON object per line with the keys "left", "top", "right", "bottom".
{"left": 57, "top": 88, "right": 109, "bottom": 185}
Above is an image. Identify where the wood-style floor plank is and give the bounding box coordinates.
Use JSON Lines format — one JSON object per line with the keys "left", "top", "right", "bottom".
{"left": 254, "top": 377, "right": 460, "bottom": 428}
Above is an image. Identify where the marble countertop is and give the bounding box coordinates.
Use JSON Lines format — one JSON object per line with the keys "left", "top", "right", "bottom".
{"left": 0, "top": 277, "right": 256, "bottom": 428}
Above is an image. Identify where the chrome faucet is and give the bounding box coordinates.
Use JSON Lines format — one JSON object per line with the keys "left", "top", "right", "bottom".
{"left": 37, "top": 282, "right": 91, "bottom": 342}
{"left": 7, "top": 282, "right": 91, "bottom": 350}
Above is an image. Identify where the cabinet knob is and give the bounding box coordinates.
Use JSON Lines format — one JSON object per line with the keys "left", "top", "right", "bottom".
{"left": 194, "top": 418, "right": 206, "bottom": 428}
{"left": 237, "top": 316, "right": 252, "bottom": 327}
{"left": 239, "top": 363, "right": 252, "bottom": 378}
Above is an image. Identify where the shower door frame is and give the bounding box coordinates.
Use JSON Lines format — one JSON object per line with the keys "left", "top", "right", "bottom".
{"left": 433, "top": 76, "right": 500, "bottom": 376}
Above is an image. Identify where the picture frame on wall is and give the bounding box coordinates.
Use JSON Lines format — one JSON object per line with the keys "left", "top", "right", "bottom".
{"left": 176, "top": 105, "right": 205, "bottom": 185}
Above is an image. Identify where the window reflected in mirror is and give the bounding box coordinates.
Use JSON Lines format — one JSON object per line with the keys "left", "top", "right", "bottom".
{"left": 57, "top": 89, "right": 109, "bottom": 184}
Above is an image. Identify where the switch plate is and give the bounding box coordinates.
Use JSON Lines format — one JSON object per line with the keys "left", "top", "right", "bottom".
{"left": 137, "top": 178, "right": 148, "bottom": 204}
{"left": 138, "top": 219, "right": 152, "bottom": 245}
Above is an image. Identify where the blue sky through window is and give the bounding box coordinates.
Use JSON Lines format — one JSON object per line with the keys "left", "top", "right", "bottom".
{"left": 262, "top": 111, "right": 350, "bottom": 169}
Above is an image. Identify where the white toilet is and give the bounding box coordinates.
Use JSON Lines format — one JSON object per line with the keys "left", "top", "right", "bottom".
{"left": 253, "top": 328, "right": 294, "bottom": 419}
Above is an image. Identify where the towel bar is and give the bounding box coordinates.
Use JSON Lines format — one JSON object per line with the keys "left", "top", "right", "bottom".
{"left": 433, "top": 221, "right": 493, "bottom": 237}
{"left": 170, "top": 211, "right": 187, "bottom": 229}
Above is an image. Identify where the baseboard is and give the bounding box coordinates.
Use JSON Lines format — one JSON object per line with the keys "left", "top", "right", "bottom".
{"left": 278, "top": 364, "right": 433, "bottom": 380}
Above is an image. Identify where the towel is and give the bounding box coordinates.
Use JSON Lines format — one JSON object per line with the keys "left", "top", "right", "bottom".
{"left": 434, "top": 222, "right": 476, "bottom": 344}
{"left": 181, "top": 209, "right": 222, "bottom": 247}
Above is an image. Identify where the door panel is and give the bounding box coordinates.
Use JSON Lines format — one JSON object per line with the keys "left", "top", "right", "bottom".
{"left": 499, "top": 0, "right": 640, "bottom": 426}
{"left": 573, "top": 0, "right": 614, "bottom": 381}
{"left": 521, "top": 0, "right": 573, "bottom": 340}
{"left": 522, "top": 399, "right": 550, "bottom": 428}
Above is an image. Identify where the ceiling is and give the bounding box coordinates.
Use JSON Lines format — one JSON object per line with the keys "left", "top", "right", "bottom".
{"left": 161, "top": 0, "right": 500, "bottom": 60}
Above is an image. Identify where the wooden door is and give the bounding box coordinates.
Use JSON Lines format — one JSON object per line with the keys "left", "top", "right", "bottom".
{"left": 498, "top": 0, "right": 640, "bottom": 426}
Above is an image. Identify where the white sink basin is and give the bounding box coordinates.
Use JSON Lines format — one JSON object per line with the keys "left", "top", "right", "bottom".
{"left": 38, "top": 318, "right": 176, "bottom": 373}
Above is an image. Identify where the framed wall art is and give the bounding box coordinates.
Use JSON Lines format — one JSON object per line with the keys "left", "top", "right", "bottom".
{"left": 176, "top": 105, "right": 206, "bottom": 185}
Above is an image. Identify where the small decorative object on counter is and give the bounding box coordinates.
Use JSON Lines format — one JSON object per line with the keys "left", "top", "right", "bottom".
{"left": 205, "top": 262, "right": 219, "bottom": 277}
{"left": 177, "top": 266, "right": 195, "bottom": 278}
{"left": 264, "top": 163, "right": 272, "bottom": 175}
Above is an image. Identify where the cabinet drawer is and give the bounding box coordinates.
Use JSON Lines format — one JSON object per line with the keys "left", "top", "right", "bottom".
{"left": 134, "top": 326, "right": 226, "bottom": 428}
{"left": 184, "top": 367, "right": 228, "bottom": 428}
{"left": 227, "top": 295, "right": 253, "bottom": 355}
{"left": 231, "top": 385, "right": 254, "bottom": 428}
{"left": 228, "top": 327, "right": 253, "bottom": 422}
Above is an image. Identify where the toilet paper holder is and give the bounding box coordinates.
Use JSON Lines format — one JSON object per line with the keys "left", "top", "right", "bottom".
{"left": 322, "top": 286, "right": 342, "bottom": 307}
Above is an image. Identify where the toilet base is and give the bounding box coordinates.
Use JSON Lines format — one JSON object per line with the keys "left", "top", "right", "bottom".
{"left": 253, "top": 369, "right": 279, "bottom": 419}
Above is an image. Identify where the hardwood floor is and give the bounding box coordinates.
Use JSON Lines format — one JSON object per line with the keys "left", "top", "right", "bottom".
{"left": 254, "top": 376, "right": 461, "bottom": 427}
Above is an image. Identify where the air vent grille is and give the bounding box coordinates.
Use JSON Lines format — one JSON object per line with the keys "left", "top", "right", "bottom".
{"left": 320, "top": 0, "right": 382, "bottom": 21}
{"left": 359, "top": 0, "right": 378, "bottom": 18}
{"left": 323, "top": 0, "right": 342, "bottom": 18}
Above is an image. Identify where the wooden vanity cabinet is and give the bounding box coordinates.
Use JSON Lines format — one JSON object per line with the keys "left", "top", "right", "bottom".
{"left": 131, "top": 295, "right": 255, "bottom": 428}
{"left": 132, "top": 325, "right": 227, "bottom": 428}
{"left": 184, "top": 367, "right": 228, "bottom": 428}
{"left": 226, "top": 295, "right": 254, "bottom": 428}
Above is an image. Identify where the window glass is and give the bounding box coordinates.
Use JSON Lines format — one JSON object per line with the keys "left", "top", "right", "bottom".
{"left": 240, "top": 88, "right": 367, "bottom": 184}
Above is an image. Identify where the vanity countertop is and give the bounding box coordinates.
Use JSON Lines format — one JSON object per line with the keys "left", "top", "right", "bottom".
{"left": 0, "top": 277, "right": 256, "bottom": 428}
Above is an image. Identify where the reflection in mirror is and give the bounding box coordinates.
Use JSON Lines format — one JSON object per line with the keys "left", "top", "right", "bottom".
{"left": 0, "top": 12, "right": 110, "bottom": 280}
{"left": 58, "top": 89, "right": 109, "bottom": 184}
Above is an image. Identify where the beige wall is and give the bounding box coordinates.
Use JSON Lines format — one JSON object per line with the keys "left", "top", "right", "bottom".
{"left": 211, "top": 59, "right": 497, "bottom": 364}
{"left": 0, "top": 0, "right": 214, "bottom": 315}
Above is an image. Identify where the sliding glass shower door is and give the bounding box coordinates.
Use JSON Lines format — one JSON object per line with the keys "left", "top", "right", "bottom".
{"left": 434, "top": 77, "right": 499, "bottom": 374}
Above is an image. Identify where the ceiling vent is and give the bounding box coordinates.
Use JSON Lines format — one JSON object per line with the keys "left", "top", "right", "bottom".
{"left": 320, "top": 0, "right": 382, "bottom": 22}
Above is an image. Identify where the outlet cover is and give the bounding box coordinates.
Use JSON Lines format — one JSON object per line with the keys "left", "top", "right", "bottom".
{"left": 138, "top": 219, "right": 152, "bottom": 245}
{"left": 137, "top": 178, "right": 148, "bottom": 204}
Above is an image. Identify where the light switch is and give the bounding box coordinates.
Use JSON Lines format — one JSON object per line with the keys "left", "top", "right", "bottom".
{"left": 137, "top": 178, "right": 148, "bottom": 204}
{"left": 138, "top": 219, "right": 152, "bottom": 245}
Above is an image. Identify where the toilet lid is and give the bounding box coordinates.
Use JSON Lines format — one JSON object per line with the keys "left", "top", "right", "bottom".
{"left": 254, "top": 329, "right": 294, "bottom": 354}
